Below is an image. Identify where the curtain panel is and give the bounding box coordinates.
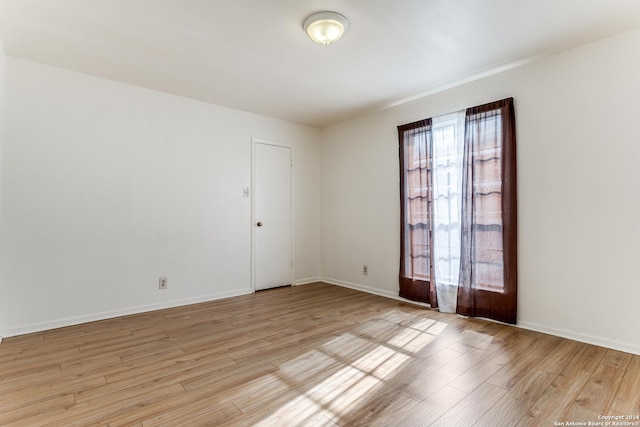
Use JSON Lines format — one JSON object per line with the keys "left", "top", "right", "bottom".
{"left": 457, "top": 98, "right": 517, "bottom": 324}
{"left": 398, "top": 97, "right": 517, "bottom": 324}
{"left": 398, "top": 119, "right": 437, "bottom": 306}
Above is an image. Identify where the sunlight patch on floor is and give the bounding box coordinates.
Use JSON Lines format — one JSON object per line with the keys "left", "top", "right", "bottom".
{"left": 253, "top": 394, "right": 329, "bottom": 426}
{"left": 255, "top": 316, "right": 450, "bottom": 425}
{"left": 352, "top": 344, "right": 411, "bottom": 380}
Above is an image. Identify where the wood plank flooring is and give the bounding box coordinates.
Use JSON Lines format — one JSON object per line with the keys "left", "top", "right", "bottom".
{"left": 0, "top": 283, "right": 638, "bottom": 426}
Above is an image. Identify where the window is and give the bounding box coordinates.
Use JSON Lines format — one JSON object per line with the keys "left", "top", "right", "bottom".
{"left": 398, "top": 98, "right": 517, "bottom": 324}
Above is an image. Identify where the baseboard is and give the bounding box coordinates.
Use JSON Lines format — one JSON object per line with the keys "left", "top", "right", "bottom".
{"left": 517, "top": 321, "right": 640, "bottom": 356}
{"left": 1, "top": 288, "right": 253, "bottom": 339}
{"left": 322, "top": 277, "right": 640, "bottom": 356}
{"left": 320, "top": 277, "right": 432, "bottom": 308}
{"left": 294, "top": 276, "right": 323, "bottom": 286}
{"left": 5, "top": 279, "right": 638, "bottom": 356}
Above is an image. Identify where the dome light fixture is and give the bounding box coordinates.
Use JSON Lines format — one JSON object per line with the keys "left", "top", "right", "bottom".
{"left": 303, "top": 11, "right": 349, "bottom": 45}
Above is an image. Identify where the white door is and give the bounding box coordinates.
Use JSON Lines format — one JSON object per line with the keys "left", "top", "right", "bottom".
{"left": 253, "top": 140, "right": 293, "bottom": 291}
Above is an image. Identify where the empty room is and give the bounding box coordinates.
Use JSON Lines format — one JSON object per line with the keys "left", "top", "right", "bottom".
{"left": 0, "top": 0, "right": 639, "bottom": 426}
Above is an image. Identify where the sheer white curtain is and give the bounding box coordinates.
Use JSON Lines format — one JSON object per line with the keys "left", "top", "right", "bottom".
{"left": 430, "top": 111, "right": 465, "bottom": 313}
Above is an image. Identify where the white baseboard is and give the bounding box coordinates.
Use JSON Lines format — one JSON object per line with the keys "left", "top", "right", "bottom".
{"left": 322, "top": 277, "right": 640, "bottom": 356}
{"left": 1, "top": 288, "right": 253, "bottom": 339}
{"left": 4, "top": 278, "right": 638, "bottom": 356}
{"left": 320, "top": 277, "right": 432, "bottom": 309}
{"left": 517, "top": 320, "right": 640, "bottom": 356}
{"left": 294, "top": 276, "right": 323, "bottom": 286}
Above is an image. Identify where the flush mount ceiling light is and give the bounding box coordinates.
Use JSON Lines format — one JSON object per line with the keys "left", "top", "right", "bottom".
{"left": 303, "top": 11, "right": 349, "bottom": 45}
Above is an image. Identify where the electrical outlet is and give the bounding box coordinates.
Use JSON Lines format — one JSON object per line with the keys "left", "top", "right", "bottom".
{"left": 362, "top": 265, "right": 368, "bottom": 275}
{"left": 159, "top": 277, "right": 167, "bottom": 290}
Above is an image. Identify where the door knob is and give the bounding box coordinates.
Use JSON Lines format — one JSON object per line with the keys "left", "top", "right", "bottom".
{"left": 256, "top": 222, "right": 263, "bottom": 227}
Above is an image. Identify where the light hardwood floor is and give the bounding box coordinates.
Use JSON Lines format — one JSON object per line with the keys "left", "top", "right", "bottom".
{"left": 1, "top": 283, "right": 638, "bottom": 426}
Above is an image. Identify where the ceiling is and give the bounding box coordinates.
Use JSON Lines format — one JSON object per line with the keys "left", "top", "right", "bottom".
{"left": 0, "top": 1, "right": 639, "bottom": 128}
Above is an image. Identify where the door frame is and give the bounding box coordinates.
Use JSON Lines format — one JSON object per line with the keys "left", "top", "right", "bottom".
{"left": 251, "top": 137, "right": 295, "bottom": 292}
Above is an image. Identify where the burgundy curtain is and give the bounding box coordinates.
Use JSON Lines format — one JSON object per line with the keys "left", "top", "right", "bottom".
{"left": 457, "top": 97, "right": 517, "bottom": 324}
{"left": 398, "top": 119, "right": 437, "bottom": 306}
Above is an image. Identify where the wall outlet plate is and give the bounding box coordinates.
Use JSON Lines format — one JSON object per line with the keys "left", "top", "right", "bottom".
{"left": 159, "top": 277, "right": 167, "bottom": 289}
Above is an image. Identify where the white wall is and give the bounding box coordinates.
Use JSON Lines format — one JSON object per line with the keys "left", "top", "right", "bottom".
{"left": 0, "top": 58, "right": 322, "bottom": 337}
{"left": 322, "top": 29, "right": 640, "bottom": 355}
